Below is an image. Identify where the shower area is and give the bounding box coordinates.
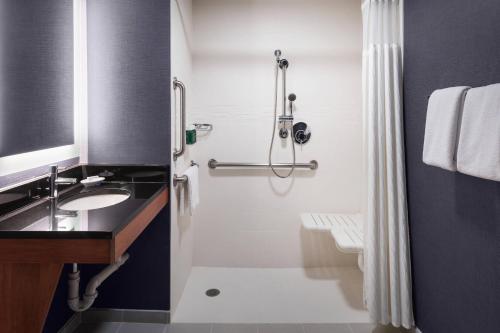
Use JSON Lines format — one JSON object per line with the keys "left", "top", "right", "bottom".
{"left": 171, "top": 0, "right": 367, "bottom": 324}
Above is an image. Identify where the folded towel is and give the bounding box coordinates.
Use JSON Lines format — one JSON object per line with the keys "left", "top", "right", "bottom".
{"left": 457, "top": 84, "right": 500, "bottom": 181}
{"left": 179, "top": 181, "right": 187, "bottom": 216}
{"left": 422, "top": 86, "right": 470, "bottom": 171}
{"left": 183, "top": 164, "right": 200, "bottom": 215}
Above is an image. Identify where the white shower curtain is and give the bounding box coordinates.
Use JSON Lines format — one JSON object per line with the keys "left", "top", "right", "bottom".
{"left": 361, "top": 0, "right": 414, "bottom": 328}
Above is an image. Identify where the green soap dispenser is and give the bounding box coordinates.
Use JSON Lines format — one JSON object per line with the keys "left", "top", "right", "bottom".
{"left": 186, "top": 125, "right": 196, "bottom": 145}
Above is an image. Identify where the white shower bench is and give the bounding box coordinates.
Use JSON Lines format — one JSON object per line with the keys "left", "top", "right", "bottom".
{"left": 301, "top": 213, "right": 364, "bottom": 271}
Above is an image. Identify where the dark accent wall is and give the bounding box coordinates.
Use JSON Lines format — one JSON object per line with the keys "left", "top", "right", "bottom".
{"left": 82, "top": 208, "right": 171, "bottom": 310}
{"left": 44, "top": 1, "right": 171, "bottom": 331}
{"left": 404, "top": 1, "right": 500, "bottom": 333}
{"left": 0, "top": 0, "right": 74, "bottom": 157}
{"left": 87, "top": 0, "right": 170, "bottom": 164}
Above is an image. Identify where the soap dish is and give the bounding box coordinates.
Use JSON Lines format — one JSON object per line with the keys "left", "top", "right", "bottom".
{"left": 81, "top": 176, "right": 105, "bottom": 187}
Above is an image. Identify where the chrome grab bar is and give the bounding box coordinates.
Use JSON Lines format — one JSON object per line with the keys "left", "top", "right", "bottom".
{"left": 208, "top": 159, "right": 318, "bottom": 170}
{"left": 173, "top": 77, "right": 186, "bottom": 161}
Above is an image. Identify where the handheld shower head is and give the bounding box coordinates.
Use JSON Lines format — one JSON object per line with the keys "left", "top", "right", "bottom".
{"left": 279, "top": 59, "right": 289, "bottom": 69}
{"left": 274, "top": 50, "right": 289, "bottom": 69}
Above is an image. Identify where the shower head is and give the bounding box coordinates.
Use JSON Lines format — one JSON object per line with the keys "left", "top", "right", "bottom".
{"left": 288, "top": 93, "right": 296, "bottom": 102}
{"left": 279, "top": 59, "right": 289, "bottom": 69}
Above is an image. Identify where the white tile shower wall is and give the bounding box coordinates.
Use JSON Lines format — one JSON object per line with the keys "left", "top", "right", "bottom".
{"left": 170, "top": 0, "right": 195, "bottom": 316}
{"left": 190, "top": 0, "right": 363, "bottom": 267}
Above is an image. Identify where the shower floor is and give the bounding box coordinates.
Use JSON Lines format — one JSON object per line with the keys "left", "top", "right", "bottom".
{"left": 172, "top": 266, "right": 370, "bottom": 324}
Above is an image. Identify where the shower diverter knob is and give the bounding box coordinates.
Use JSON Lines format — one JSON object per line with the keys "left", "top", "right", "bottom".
{"left": 279, "top": 128, "right": 289, "bottom": 139}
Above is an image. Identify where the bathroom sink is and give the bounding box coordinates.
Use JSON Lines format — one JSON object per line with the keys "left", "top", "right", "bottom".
{"left": 58, "top": 188, "right": 131, "bottom": 211}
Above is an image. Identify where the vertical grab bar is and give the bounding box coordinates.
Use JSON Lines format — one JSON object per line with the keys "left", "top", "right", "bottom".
{"left": 173, "top": 77, "right": 186, "bottom": 161}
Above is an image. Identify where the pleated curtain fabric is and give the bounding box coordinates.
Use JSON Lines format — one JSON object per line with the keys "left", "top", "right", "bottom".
{"left": 361, "top": 0, "right": 414, "bottom": 328}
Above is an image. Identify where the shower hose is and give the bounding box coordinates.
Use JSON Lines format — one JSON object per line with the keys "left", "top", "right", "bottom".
{"left": 268, "top": 62, "right": 296, "bottom": 178}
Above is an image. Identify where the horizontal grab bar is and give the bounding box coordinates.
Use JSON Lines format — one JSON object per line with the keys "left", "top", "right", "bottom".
{"left": 208, "top": 159, "right": 318, "bottom": 170}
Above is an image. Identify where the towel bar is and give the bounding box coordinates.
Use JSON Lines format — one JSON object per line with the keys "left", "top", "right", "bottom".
{"left": 173, "top": 161, "right": 198, "bottom": 187}
{"left": 173, "top": 175, "right": 187, "bottom": 187}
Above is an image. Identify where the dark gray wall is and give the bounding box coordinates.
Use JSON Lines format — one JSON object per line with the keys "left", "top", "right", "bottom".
{"left": 0, "top": 0, "right": 74, "bottom": 157}
{"left": 87, "top": 0, "right": 170, "bottom": 164}
{"left": 404, "top": 1, "right": 500, "bottom": 332}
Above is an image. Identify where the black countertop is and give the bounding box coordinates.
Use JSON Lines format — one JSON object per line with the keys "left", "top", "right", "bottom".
{"left": 0, "top": 165, "right": 169, "bottom": 239}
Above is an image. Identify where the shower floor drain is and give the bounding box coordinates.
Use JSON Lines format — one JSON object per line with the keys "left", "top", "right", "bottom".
{"left": 205, "top": 288, "right": 221, "bottom": 297}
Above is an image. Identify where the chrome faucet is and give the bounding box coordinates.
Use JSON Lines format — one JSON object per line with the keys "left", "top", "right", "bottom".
{"left": 49, "top": 165, "right": 77, "bottom": 200}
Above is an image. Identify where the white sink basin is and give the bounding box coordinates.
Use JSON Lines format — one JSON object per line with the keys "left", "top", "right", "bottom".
{"left": 58, "top": 188, "right": 130, "bottom": 211}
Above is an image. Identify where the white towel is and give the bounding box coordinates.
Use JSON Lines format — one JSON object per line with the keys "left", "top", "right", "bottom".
{"left": 457, "top": 84, "right": 500, "bottom": 181}
{"left": 183, "top": 165, "right": 200, "bottom": 215}
{"left": 422, "top": 86, "right": 470, "bottom": 171}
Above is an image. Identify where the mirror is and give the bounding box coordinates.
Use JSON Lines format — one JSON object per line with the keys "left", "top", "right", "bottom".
{"left": 0, "top": 0, "right": 74, "bottom": 158}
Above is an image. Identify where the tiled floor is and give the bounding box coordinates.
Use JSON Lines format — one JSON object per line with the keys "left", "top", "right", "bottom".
{"left": 173, "top": 267, "right": 369, "bottom": 323}
{"left": 74, "top": 322, "right": 413, "bottom": 333}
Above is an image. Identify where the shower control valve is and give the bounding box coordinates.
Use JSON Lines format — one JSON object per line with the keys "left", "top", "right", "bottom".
{"left": 293, "top": 122, "right": 311, "bottom": 145}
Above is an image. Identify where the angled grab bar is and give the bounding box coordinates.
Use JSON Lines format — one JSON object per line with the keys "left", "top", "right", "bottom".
{"left": 173, "top": 77, "right": 186, "bottom": 161}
